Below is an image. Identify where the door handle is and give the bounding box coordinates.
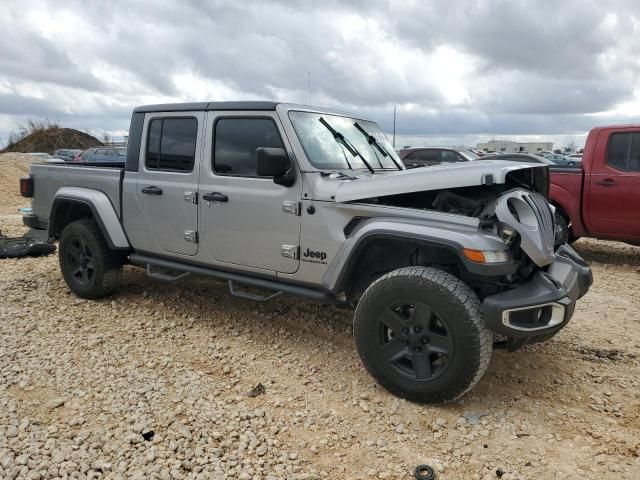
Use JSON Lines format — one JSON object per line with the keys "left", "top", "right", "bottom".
{"left": 141, "top": 186, "right": 163, "bottom": 195}
{"left": 202, "top": 192, "right": 228, "bottom": 203}
{"left": 595, "top": 178, "right": 616, "bottom": 187}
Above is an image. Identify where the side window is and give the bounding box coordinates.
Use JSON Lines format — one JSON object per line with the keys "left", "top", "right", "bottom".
{"left": 441, "top": 150, "right": 462, "bottom": 163}
{"left": 630, "top": 133, "right": 640, "bottom": 172}
{"left": 607, "top": 133, "right": 631, "bottom": 170}
{"left": 407, "top": 150, "right": 441, "bottom": 164}
{"left": 214, "top": 118, "right": 284, "bottom": 176}
{"left": 146, "top": 117, "right": 198, "bottom": 172}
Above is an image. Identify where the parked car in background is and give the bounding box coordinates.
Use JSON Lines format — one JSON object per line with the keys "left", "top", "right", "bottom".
{"left": 54, "top": 149, "right": 82, "bottom": 161}
{"left": 541, "top": 153, "right": 579, "bottom": 166}
{"left": 27, "top": 153, "right": 65, "bottom": 164}
{"left": 550, "top": 125, "right": 640, "bottom": 245}
{"left": 74, "top": 147, "right": 126, "bottom": 163}
{"left": 481, "top": 153, "right": 554, "bottom": 164}
{"left": 28, "top": 152, "right": 54, "bottom": 160}
{"left": 398, "top": 147, "right": 480, "bottom": 167}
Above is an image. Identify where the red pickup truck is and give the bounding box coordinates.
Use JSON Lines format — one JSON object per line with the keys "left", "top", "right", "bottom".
{"left": 551, "top": 125, "right": 640, "bottom": 245}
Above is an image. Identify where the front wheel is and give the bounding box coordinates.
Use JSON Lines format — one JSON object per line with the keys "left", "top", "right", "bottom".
{"left": 353, "top": 267, "right": 492, "bottom": 403}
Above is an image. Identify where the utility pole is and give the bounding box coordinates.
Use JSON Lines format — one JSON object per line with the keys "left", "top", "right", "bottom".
{"left": 392, "top": 105, "right": 396, "bottom": 149}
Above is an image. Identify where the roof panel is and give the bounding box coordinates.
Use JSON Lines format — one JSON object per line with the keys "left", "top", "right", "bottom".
{"left": 133, "top": 101, "right": 278, "bottom": 113}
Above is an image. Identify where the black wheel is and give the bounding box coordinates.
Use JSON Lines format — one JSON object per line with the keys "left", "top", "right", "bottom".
{"left": 353, "top": 267, "right": 492, "bottom": 403}
{"left": 554, "top": 210, "right": 579, "bottom": 245}
{"left": 59, "top": 219, "right": 123, "bottom": 299}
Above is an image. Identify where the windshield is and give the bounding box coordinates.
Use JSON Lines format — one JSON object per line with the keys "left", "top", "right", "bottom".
{"left": 459, "top": 150, "right": 480, "bottom": 161}
{"left": 289, "top": 111, "right": 402, "bottom": 170}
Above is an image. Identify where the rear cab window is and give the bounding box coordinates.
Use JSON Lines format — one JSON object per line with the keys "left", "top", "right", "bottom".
{"left": 146, "top": 117, "right": 198, "bottom": 172}
{"left": 607, "top": 132, "right": 640, "bottom": 172}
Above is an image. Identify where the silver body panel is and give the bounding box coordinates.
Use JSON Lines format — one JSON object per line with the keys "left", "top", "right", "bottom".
{"left": 30, "top": 163, "right": 122, "bottom": 220}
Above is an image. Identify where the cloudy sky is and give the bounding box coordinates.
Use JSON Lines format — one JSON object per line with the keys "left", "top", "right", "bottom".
{"left": 1, "top": 0, "right": 639, "bottom": 149}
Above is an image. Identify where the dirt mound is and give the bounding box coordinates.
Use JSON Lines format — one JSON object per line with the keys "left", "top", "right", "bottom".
{"left": 0, "top": 153, "right": 35, "bottom": 214}
{"left": 2, "top": 127, "right": 102, "bottom": 154}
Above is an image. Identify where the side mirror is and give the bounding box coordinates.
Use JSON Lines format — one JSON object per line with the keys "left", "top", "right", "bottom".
{"left": 256, "top": 147, "right": 295, "bottom": 186}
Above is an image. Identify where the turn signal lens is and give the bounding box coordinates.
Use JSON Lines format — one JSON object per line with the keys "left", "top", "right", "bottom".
{"left": 463, "top": 249, "right": 510, "bottom": 264}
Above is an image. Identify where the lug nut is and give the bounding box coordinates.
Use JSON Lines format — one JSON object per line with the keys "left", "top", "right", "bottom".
{"left": 414, "top": 346, "right": 422, "bottom": 353}
{"left": 402, "top": 328, "right": 410, "bottom": 335}
{"left": 413, "top": 325, "right": 422, "bottom": 333}
{"left": 421, "top": 337, "right": 429, "bottom": 345}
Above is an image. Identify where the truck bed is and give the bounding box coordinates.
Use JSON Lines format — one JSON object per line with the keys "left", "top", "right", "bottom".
{"left": 29, "top": 163, "right": 124, "bottom": 226}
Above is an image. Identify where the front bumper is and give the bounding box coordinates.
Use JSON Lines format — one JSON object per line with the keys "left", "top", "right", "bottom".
{"left": 481, "top": 244, "right": 592, "bottom": 341}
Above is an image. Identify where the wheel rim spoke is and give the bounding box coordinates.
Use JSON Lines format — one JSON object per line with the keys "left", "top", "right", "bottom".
{"left": 69, "top": 242, "right": 81, "bottom": 259}
{"left": 411, "top": 302, "right": 432, "bottom": 325}
{"left": 380, "top": 340, "right": 409, "bottom": 362}
{"left": 411, "top": 353, "right": 432, "bottom": 380}
{"left": 427, "top": 332, "right": 452, "bottom": 354}
{"left": 380, "top": 308, "right": 408, "bottom": 334}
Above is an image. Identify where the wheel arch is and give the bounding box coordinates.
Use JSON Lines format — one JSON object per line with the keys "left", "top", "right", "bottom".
{"left": 50, "top": 188, "right": 130, "bottom": 250}
{"left": 322, "top": 218, "right": 516, "bottom": 300}
{"left": 549, "top": 183, "right": 585, "bottom": 237}
{"left": 334, "top": 234, "right": 461, "bottom": 300}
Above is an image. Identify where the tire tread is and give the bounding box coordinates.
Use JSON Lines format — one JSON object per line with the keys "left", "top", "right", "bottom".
{"left": 354, "top": 266, "right": 492, "bottom": 403}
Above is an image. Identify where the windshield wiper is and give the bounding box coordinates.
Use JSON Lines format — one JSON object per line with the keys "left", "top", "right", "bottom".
{"left": 353, "top": 122, "right": 403, "bottom": 170}
{"left": 319, "top": 117, "right": 375, "bottom": 174}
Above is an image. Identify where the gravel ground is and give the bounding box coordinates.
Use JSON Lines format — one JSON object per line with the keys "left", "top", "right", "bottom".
{"left": 1, "top": 166, "right": 639, "bottom": 478}
{"left": 0, "top": 153, "right": 35, "bottom": 215}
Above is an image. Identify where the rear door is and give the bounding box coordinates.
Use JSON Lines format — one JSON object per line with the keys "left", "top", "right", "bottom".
{"left": 135, "top": 112, "right": 204, "bottom": 256}
{"left": 198, "top": 112, "right": 302, "bottom": 273}
{"left": 585, "top": 130, "right": 640, "bottom": 237}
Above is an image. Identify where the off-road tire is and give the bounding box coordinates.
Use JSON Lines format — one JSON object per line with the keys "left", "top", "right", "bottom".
{"left": 59, "top": 219, "right": 123, "bottom": 299}
{"left": 353, "top": 267, "right": 492, "bottom": 404}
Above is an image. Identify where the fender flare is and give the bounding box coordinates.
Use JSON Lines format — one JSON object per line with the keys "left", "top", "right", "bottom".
{"left": 49, "top": 187, "right": 130, "bottom": 250}
{"left": 322, "top": 217, "right": 515, "bottom": 293}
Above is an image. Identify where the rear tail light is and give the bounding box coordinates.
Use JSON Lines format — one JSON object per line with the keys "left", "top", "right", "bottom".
{"left": 20, "top": 176, "right": 34, "bottom": 197}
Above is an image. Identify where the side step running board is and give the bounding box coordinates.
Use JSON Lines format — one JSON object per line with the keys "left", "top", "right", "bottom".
{"left": 146, "top": 264, "right": 190, "bottom": 282}
{"left": 228, "top": 281, "right": 282, "bottom": 302}
{"left": 129, "top": 253, "right": 340, "bottom": 304}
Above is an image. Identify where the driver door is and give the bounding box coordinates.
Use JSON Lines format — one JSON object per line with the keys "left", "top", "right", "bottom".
{"left": 198, "top": 113, "right": 302, "bottom": 273}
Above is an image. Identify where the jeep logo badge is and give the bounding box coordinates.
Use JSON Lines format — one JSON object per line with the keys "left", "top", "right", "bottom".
{"left": 302, "top": 248, "right": 327, "bottom": 264}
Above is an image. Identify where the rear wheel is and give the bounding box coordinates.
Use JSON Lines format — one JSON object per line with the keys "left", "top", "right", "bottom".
{"left": 59, "top": 219, "right": 123, "bottom": 299}
{"left": 353, "top": 267, "right": 492, "bottom": 403}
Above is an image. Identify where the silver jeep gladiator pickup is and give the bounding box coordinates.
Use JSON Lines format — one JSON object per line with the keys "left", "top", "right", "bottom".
{"left": 20, "top": 101, "right": 592, "bottom": 403}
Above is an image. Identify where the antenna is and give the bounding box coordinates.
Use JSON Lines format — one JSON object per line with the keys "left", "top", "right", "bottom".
{"left": 308, "top": 71, "right": 311, "bottom": 106}
{"left": 392, "top": 105, "right": 397, "bottom": 149}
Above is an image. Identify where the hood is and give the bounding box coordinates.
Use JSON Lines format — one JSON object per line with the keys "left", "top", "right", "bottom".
{"left": 332, "top": 160, "right": 545, "bottom": 203}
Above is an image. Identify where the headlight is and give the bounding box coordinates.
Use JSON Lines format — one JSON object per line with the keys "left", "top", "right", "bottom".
{"left": 463, "top": 248, "right": 511, "bottom": 264}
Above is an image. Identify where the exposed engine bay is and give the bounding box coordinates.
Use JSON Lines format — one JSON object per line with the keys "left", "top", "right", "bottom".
{"left": 363, "top": 167, "right": 550, "bottom": 222}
